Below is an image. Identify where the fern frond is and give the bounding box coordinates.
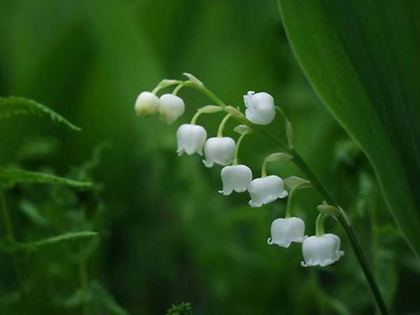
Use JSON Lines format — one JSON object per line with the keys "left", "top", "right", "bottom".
{"left": 19, "top": 231, "right": 98, "bottom": 251}
{"left": 0, "top": 96, "right": 81, "bottom": 131}
{"left": 0, "top": 232, "right": 98, "bottom": 253}
{"left": 0, "top": 167, "right": 93, "bottom": 189}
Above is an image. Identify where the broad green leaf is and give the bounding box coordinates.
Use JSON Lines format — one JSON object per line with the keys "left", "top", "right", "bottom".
{"left": 0, "top": 96, "right": 81, "bottom": 131}
{"left": 0, "top": 167, "right": 93, "bottom": 189}
{"left": 278, "top": 0, "right": 420, "bottom": 256}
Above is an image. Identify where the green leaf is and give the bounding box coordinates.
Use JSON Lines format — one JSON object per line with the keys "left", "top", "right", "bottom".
{"left": 18, "top": 231, "right": 98, "bottom": 251}
{"left": 0, "top": 96, "right": 81, "bottom": 131}
{"left": 278, "top": 0, "right": 420, "bottom": 256}
{"left": 90, "top": 282, "right": 129, "bottom": 315}
{"left": 0, "top": 167, "right": 93, "bottom": 189}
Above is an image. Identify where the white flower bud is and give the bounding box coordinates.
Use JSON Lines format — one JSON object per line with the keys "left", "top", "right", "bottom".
{"left": 301, "top": 233, "right": 344, "bottom": 267}
{"left": 219, "top": 164, "right": 252, "bottom": 195}
{"left": 244, "top": 91, "right": 276, "bottom": 125}
{"left": 248, "top": 175, "right": 288, "bottom": 207}
{"left": 158, "top": 94, "right": 185, "bottom": 124}
{"left": 267, "top": 217, "right": 305, "bottom": 248}
{"left": 134, "top": 91, "right": 160, "bottom": 116}
{"left": 203, "top": 137, "right": 236, "bottom": 168}
{"left": 176, "top": 124, "right": 207, "bottom": 156}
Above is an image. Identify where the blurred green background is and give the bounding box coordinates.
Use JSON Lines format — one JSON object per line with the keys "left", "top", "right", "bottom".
{"left": 0, "top": 0, "right": 419, "bottom": 314}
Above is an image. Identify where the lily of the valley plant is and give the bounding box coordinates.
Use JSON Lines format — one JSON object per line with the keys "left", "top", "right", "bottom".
{"left": 134, "top": 73, "right": 389, "bottom": 314}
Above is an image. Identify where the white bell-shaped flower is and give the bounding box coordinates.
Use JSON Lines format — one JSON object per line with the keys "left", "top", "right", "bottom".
{"left": 203, "top": 137, "right": 236, "bottom": 167}
{"left": 158, "top": 94, "right": 185, "bottom": 124}
{"left": 243, "top": 91, "right": 276, "bottom": 125}
{"left": 301, "top": 233, "right": 344, "bottom": 267}
{"left": 219, "top": 164, "right": 252, "bottom": 195}
{"left": 134, "top": 91, "right": 160, "bottom": 116}
{"left": 248, "top": 175, "right": 288, "bottom": 207}
{"left": 267, "top": 217, "right": 305, "bottom": 248}
{"left": 176, "top": 124, "right": 207, "bottom": 156}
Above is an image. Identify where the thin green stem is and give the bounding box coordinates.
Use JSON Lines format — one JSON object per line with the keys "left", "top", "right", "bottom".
{"left": 315, "top": 213, "right": 326, "bottom": 236}
{"left": 233, "top": 133, "right": 247, "bottom": 165}
{"left": 291, "top": 150, "right": 388, "bottom": 315}
{"left": 172, "top": 83, "right": 185, "bottom": 95}
{"left": 189, "top": 82, "right": 388, "bottom": 315}
{"left": 190, "top": 110, "right": 203, "bottom": 125}
{"left": 152, "top": 79, "right": 182, "bottom": 94}
{"left": 261, "top": 158, "right": 268, "bottom": 177}
{"left": 0, "top": 189, "right": 26, "bottom": 311}
{"left": 186, "top": 82, "right": 226, "bottom": 107}
{"left": 285, "top": 188, "right": 295, "bottom": 218}
{"left": 217, "top": 113, "right": 232, "bottom": 137}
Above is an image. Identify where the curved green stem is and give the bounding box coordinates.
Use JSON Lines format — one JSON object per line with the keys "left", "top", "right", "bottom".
{"left": 174, "top": 77, "right": 387, "bottom": 314}
{"left": 152, "top": 79, "right": 182, "bottom": 94}
{"left": 285, "top": 188, "right": 295, "bottom": 218}
{"left": 217, "top": 113, "right": 232, "bottom": 137}
{"left": 233, "top": 133, "right": 247, "bottom": 165}
{"left": 261, "top": 158, "right": 269, "bottom": 177}
{"left": 190, "top": 110, "right": 203, "bottom": 125}
{"left": 186, "top": 81, "right": 226, "bottom": 106}
{"left": 172, "top": 83, "right": 185, "bottom": 95}
{"left": 189, "top": 81, "right": 388, "bottom": 315}
{"left": 315, "top": 213, "right": 326, "bottom": 236}
{"left": 291, "top": 150, "right": 388, "bottom": 315}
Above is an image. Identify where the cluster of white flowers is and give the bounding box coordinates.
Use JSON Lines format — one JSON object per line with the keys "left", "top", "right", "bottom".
{"left": 135, "top": 76, "right": 344, "bottom": 268}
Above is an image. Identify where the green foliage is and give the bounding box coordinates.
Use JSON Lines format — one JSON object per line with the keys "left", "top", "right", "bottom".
{"left": 278, "top": 0, "right": 420, "bottom": 257}
{"left": 166, "top": 303, "right": 192, "bottom": 315}
{"left": 0, "top": 0, "right": 419, "bottom": 314}
{"left": 0, "top": 93, "right": 121, "bottom": 314}
{"left": 0, "top": 96, "right": 81, "bottom": 131}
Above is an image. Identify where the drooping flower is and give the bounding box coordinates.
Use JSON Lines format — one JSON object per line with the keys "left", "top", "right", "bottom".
{"left": 267, "top": 217, "right": 305, "bottom": 248}
{"left": 158, "top": 94, "right": 185, "bottom": 124}
{"left": 134, "top": 91, "right": 160, "bottom": 116}
{"left": 203, "top": 137, "right": 236, "bottom": 167}
{"left": 243, "top": 91, "right": 276, "bottom": 125}
{"left": 248, "top": 175, "right": 288, "bottom": 207}
{"left": 219, "top": 164, "right": 252, "bottom": 195}
{"left": 176, "top": 124, "right": 207, "bottom": 156}
{"left": 301, "top": 233, "right": 344, "bottom": 267}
